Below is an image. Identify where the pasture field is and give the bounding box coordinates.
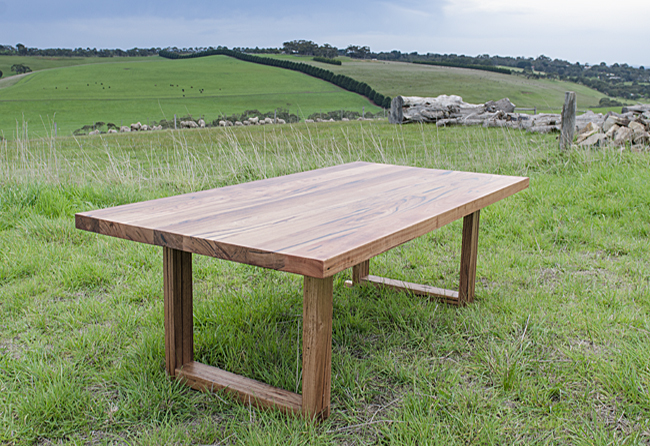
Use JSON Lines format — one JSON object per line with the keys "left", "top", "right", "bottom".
{"left": 0, "top": 55, "right": 151, "bottom": 81}
{"left": 270, "top": 54, "right": 613, "bottom": 111}
{"left": 0, "top": 56, "right": 381, "bottom": 139}
{"left": 1, "top": 121, "right": 649, "bottom": 444}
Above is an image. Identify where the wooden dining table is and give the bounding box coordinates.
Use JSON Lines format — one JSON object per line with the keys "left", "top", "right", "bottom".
{"left": 75, "top": 161, "right": 528, "bottom": 419}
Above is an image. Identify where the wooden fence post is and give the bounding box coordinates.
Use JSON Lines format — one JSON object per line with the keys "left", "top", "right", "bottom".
{"left": 560, "top": 91, "right": 576, "bottom": 151}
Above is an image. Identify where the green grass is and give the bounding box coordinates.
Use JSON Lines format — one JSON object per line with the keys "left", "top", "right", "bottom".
{"left": 1, "top": 122, "right": 649, "bottom": 444}
{"left": 268, "top": 55, "right": 616, "bottom": 111}
{"left": 0, "top": 55, "right": 150, "bottom": 81}
{"left": 0, "top": 55, "right": 381, "bottom": 139}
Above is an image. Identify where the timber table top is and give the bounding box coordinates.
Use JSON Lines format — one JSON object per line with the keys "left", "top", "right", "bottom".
{"left": 76, "top": 162, "right": 528, "bottom": 278}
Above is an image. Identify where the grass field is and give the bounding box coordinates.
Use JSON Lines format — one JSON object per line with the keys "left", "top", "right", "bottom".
{"left": 0, "top": 55, "right": 152, "bottom": 81}
{"left": 1, "top": 122, "right": 649, "bottom": 444}
{"left": 0, "top": 55, "right": 381, "bottom": 140}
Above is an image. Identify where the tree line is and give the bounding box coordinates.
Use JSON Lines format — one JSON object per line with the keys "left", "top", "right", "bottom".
{"left": 159, "top": 49, "right": 391, "bottom": 108}
{"left": 0, "top": 44, "right": 160, "bottom": 57}
{"left": 312, "top": 56, "right": 341, "bottom": 66}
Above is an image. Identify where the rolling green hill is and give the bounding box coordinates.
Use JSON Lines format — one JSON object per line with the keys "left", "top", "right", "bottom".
{"left": 0, "top": 56, "right": 381, "bottom": 139}
{"left": 0, "top": 52, "right": 635, "bottom": 140}
{"left": 268, "top": 55, "right": 612, "bottom": 111}
{"left": 0, "top": 55, "right": 156, "bottom": 80}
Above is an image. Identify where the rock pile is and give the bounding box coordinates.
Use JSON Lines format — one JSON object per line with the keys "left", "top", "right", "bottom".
{"left": 389, "top": 94, "right": 650, "bottom": 149}
{"left": 574, "top": 110, "right": 650, "bottom": 149}
{"left": 389, "top": 95, "right": 516, "bottom": 125}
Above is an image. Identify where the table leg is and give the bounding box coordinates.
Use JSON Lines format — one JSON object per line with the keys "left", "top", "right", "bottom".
{"left": 352, "top": 260, "right": 369, "bottom": 284}
{"left": 302, "top": 275, "right": 333, "bottom": 419}
{"left": 163, "top": 247, "right": 194, "bottom": 376}
{"left": 459, "top": 210, "right": 480, "bottom": 306}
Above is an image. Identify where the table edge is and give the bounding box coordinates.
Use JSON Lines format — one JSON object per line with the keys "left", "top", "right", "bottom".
{"left": 75, "top": 175, "right": 528, "bottom": 278}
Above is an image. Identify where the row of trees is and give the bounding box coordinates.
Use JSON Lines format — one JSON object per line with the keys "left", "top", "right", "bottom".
{"left": 312, "top": 56, "right": 341, "bottom": 66}
{"left": 0, "top": 44, "right": 159, "bottom": 57}
{"left": 159, "top": 49, "right": 391, "bottom": 108}
{"left": 282, "top": 40, "right": 338, "bottom": 58}
{"left": 280, "top": 41, "right": 372, "bottom": 60}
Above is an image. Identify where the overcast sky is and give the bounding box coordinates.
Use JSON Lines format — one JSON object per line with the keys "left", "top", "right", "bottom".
{"left": 1, "top": 0, "right": 648, "bottom": 66}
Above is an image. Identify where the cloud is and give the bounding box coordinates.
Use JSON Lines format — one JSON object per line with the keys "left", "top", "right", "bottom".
{"left": 0, "top": 0, "right": 648, "bottom": 66}
{"left": 444, "top": 0, "right": 650, "bottom": 31}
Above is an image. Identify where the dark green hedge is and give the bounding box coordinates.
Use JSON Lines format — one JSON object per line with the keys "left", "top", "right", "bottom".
{"left": 412, "top": 60, "right": 512, "bottom": 75}
{"left": 312, "top": 56, "right": 342, "bottom": 65}
{"left": 159, "top": 49, "right": 390, "bottom": 108}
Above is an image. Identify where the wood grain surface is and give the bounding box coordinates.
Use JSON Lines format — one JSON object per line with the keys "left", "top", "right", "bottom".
{"left": 176, "top": 361, "right": 302, "bottom": 414}
{"left": 344, "top": 275, "right": 460, "bottom": 305}
{"left": 76, "top": 162, "right": 528, "bottom": 278}
{"left": 302, "top": 276, "right": 333, "bottom": 419}
{"left": 163, "top": 248, "right": 194, "bottom": 375}
{"left": 459, "top": 211, "right": 480, "bottom": 305}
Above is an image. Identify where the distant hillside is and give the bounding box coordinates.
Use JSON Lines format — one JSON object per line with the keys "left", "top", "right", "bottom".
{"left": 0, "top": 55, "right": 381, "bottom": 139}
{"left": 2, "top": 41, "right": 649, "bottom": 100}
{"left": 267, "top": 55, "right": 612, "bottom": 111}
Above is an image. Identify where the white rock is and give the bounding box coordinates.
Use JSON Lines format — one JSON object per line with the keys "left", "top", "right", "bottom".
{"left": 602, "top": 115, "right": 618, "bottom": 133}
{"left": 577, "top": 121, "right": 600, "bottom": 136}
{"left": 488, "top": 98, "right": 516, "bottom": 113}
{"left": 633, "top": 132, "right": 649, "bottom": 145}
{"left": 605, "top": 124, "right": 620, "bottom": 139}
{"left": 603, "top": 115, "right": 629, "bottom": 133}
{"left": 576, "top": 127, "right": 600, "bottom": 144}
{"left": 578, "top": 133, "right": 606, "bottom": 147}
{"left": 613, "top": 127, "right": 634, "bottom": 146}
{"left": 629, "top": 121, "right": 645, "bottom": 134}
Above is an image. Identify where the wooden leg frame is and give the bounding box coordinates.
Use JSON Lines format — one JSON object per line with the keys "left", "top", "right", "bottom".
{"left": 162, "top": 211, "right": 479, "bottom": 419}
{"left": 163, "top": 247, "right": 332, "bottom": 418}
{"left": 345, "top": 211, "right": 481, "bottom": 306}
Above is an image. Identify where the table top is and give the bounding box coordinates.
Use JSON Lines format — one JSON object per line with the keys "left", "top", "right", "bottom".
{"left": 76, "top": 162, "right": 528, "bottom": 278}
